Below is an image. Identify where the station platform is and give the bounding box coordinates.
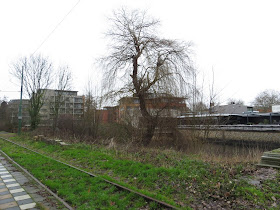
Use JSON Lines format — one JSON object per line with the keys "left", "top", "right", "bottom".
{"left": 0, "top": 159, "right": 37, "bottom": 210}
{"left": 0, "top": 153, "right": 66, "bottom": 210}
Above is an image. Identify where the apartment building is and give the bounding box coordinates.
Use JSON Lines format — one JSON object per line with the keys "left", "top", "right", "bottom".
{"left": 40, "top": 89, "right": 84, "bottom": 125}
{"left": 9, "top": 99, "right": 30, "bottom": 126}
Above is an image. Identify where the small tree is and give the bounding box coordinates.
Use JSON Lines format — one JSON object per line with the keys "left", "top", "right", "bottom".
{"left": 100, "top": 8, "right": 194, "bottom": 146}
{"left": 11, "top": 54, "right": 53, "bottom": 130}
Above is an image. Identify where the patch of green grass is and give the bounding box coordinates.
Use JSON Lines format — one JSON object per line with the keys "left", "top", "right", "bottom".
{"left": 237, "top": 186, "right": 265, "bottom": 202}
{"left": 0, "top": 139, "right": 158, "bottom": 209}
{"left": 271, "top": 148, "right": 280, "bottom": 153}
{"left": 1, "top": 133, "right": 280, "bottom": 209}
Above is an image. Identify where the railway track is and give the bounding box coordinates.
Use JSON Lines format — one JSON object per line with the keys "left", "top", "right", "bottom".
{"left": 0, "top": 135, "right": 177, "bottom": 209}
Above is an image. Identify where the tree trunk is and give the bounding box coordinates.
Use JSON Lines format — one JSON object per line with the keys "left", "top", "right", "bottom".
{"left": 138, "top": 93, "right": 156, "bottom": 146}
{"left": 52, "top": 116, "right": 58, "bottom": 135}
{"left": 142, "top": 117, "right": 156, "bottom": 146}
{"left": 132, "top": 55, "right": 157, "bottom": 146}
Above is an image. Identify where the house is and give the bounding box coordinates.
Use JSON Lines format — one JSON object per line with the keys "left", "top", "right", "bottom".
{"left": 118, "top": 93, "right": 187, "bottom": 126}
{"left": 98, "top": 106, "right": 119, "bottom": 124}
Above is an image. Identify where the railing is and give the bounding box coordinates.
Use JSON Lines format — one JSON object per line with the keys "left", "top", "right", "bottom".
{"left": 177, "top": 124, "right": 280, "bottom": 132}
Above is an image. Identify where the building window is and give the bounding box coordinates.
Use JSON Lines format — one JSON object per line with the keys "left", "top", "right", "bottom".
{"left": 247, "top": 107, "right": 253, "bottom": 112}
{"left": 74, "top": 98, "right": 83, "bottom": 103}
{"left": 133, "top": 99, "right": 139, "bottom": 104}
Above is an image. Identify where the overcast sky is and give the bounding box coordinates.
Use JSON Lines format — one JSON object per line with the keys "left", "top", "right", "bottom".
{"left": 1, "top": 0, "right": 280, "bottom": 106}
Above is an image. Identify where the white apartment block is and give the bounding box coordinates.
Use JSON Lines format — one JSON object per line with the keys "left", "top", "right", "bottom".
{"left": 40, "top": 89, "right": 84, "bottom": 125}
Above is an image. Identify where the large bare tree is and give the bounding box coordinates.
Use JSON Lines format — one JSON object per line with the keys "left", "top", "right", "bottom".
{"left": 11, "top": 54, "right": 53, "bottom": 130}
{"left": 100, "top": 8, "right": 194, "bottom": 145}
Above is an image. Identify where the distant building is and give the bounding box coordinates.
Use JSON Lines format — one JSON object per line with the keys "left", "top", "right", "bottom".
{"left": 0, "top": 101, "right": 8, "bottom": 120}
{"left": 8, "top": 89, "right": 85, "bottom": 127}
{"left": 272, "top": 105, "right": 280, "bottom": 113}
{"left": 98, "top": 106, "right": 119, "bottom": 124}
{"left": 211, "top": 104, "right": 253, "bottom": 115}
{"left": 39, "top": 89, "right": 84, "bottom": 125}
{"left": 118, "top": 94, "right": 187, "bottom": 126}
{"left": 0, "top": 101, "right": 10, "bottom": 130}
{"left": 8, "top": 99, "right": 30, "bottom": 126}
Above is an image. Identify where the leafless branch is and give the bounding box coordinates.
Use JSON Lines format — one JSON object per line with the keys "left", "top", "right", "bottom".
{"left": 98, "top": 8, "right": 195, "bottom": 145}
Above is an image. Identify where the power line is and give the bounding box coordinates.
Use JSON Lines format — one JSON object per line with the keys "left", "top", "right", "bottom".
{"left": 0, "top": 90, "right": 20, "bottom": 92}
{"left": 32, "top": 0, "right": 81, "bottom": 55}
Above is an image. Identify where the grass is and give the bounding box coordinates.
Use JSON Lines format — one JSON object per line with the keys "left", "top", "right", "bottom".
{"left": 0, "top": 138, "right": 158, "bottom": 209}
{"left": 271, "top": 148, "right": 280, "bottom": 153}
{"left": 0, "top": 132, "right": 280, "bottom": 209}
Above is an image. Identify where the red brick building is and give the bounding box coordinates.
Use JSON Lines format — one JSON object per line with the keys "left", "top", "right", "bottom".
{"left": 118, "top": 94, "right": 187, "bottom": 126}
{"left": 97, "top": 94, "right": 187, "bottom": 126}
{"left": 98, "top": 106, "right": 119, "bottom": 123}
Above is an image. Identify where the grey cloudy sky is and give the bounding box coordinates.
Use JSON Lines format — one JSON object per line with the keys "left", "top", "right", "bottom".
{"left": 1, "top": 0, "right": 280, "bottom": 105}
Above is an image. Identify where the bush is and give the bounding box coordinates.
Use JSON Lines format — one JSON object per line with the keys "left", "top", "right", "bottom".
{"left": 97, "top": 123, "right": 133, "bottom": 143}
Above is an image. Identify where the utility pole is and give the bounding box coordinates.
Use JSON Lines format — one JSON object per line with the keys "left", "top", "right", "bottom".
{"left": 18, "top": 66, "right": 24, "bottom": 135}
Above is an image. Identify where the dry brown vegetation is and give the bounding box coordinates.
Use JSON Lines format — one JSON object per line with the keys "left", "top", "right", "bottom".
{"left": 28, "top": 123, "right": 266, "bottom": 166}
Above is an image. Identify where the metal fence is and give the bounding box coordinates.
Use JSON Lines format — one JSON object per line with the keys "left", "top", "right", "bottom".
{"left": 177, "top": 125, "right": 280, "bottom": 132}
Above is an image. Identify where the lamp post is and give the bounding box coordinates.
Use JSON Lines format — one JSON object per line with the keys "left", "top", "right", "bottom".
{"left": 18, "top": 66, "right": 24, "bottom": 135}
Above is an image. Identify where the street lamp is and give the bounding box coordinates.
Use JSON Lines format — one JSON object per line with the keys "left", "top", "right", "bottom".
{"left": 18, "top": 66, "right": 24, "bottom": 135}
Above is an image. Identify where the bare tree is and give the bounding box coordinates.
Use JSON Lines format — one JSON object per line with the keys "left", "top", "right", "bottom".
{"left": 252, "top": 89, "right": 280, "bottom": 112}
{"left": 227, "top": 98, "right": 244, "bottom": 105}
{"left": 11, "top": 54, "right": 53, "bottom": 130}
{"left": 51, "top": 65, "right": 72, "bottom": 132}
{"left": 99, "top": 8, "right": 194, "bottom": 146}
{"left": 187, "top": 69, "right": 208, "bottom": 115}
{"left": 208, "top": 68, "right": 219, "bottom": 112}
{"left": 82, "top": 80, "right": 101, "bottom": 139}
